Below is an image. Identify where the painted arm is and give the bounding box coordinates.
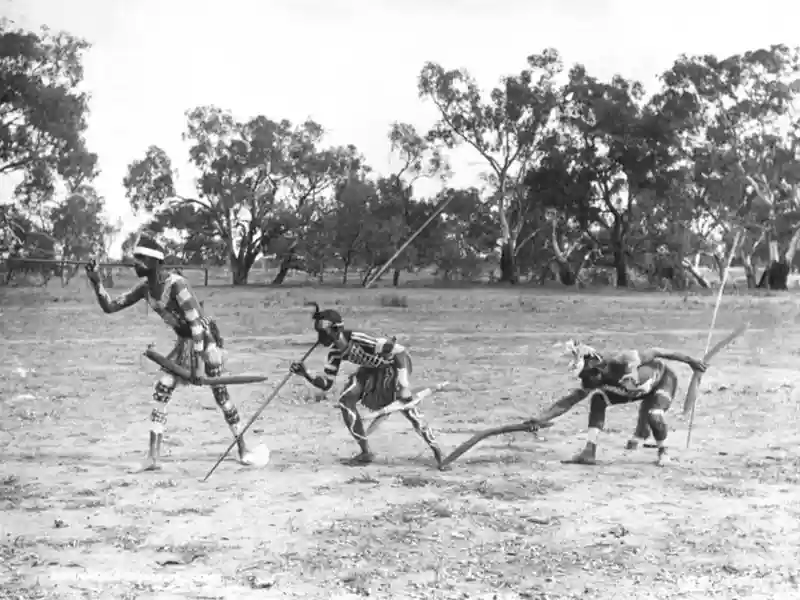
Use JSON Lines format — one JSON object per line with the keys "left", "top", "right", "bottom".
{"left": 639, "top": 348, "right": 706, "bottom": 371}
{"left": 304, "top": 349, "right": 341, "bottom": 391}
{"left": 92, "top": 280, "right": 145, "bottom": 314}
{"left": 532, "top": 388, "right": 590, "bottom": 423}
{"left": 173, "top": 278, "right": 206, "bottom": 355}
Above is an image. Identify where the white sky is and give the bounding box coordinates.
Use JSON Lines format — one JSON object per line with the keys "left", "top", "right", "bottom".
{"left": 3, "top": 0, "right": 799, "bottom": 255}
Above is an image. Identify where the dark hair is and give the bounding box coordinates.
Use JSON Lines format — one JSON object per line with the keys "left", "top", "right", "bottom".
{"left": 306, "top": 301, "right": 342, "bottom": 325}
{"left": 306, "top": 301, "right": 322, "bottom": 319}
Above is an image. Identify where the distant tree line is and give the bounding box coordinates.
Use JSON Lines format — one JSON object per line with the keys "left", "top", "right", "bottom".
{"left": 3, "top": 18, "right": 799, "bottom": 288}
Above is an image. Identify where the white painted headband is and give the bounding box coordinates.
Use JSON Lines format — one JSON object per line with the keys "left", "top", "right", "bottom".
{"left": 133, "top": 246, "right": 164, "bottom": 260}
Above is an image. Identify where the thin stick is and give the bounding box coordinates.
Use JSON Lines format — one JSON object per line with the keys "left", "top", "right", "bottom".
{"left": 203, "top": 343, "right": 318, "bottom": 481}
{"left": 685, "top": 230, "right": 741, "bottom": 448}
{"left": 364, "top": 194, "right": 454, "bottom": 289}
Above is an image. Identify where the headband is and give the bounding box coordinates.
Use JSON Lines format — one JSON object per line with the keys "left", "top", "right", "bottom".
{"left": 133, "top": 246, "right": 164, "bottom": 260}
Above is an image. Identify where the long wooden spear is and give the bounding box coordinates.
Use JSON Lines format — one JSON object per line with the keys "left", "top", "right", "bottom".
{"left": 364, "top": 194, "right": 454, "bottom": 289}
{"left": 203, "top": 342, "right": 319, "bottom": 481}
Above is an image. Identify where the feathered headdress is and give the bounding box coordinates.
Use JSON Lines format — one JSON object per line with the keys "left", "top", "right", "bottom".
{"left": 564, "top": 339, "right": 603, "bottom": 375}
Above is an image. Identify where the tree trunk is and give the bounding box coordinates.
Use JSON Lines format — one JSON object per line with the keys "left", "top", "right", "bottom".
{"left": 342, "top": 262, "right": 349, "bottom": 285}
{"left": 739, "top": 251, "right": 757, "bottom": 289}
{"left": 231, "top": 257, "right": 250, "bottom": 285}
{"left": 614, "top": 246, "right": 628, "bottom": 288}
{"left": 757, "top": 250, "right": 790, "bottom": 290}
{"left": 496, "top": 189, "right": 518, "bottom": 283}
{"left": 550, "top": 221, "right": 575, "bottom": 285}
{"left": 393, "top": 268, "right": 401, "bottom": 287}
{"left": 499, "top": 240, "right": 518, "bottom": 283}
{"left": 758, "top": 229, "right": 800, "bottom": 290}
{"left": 230, "top": 248, "right": 258, "bottom": 286}
{"left": 610, "top": 217, "right": 628, "bottom": 288}
{"left": 60, "top": 258, "right": 68, "bottom": 287}
{"left": 272, "top": 263, "right": 290, "bottom": 285}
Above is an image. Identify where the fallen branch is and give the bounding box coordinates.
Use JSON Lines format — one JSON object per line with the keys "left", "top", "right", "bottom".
{"left": 144, "top": 348, "right": 268, "bottom": 386}
{"left": 438, "top": 421, "right": 554, "bottom": 469}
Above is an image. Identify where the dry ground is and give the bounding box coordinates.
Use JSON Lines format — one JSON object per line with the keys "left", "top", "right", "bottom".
{"left": 2, "top": 279, "right": 800, "bottom": 599}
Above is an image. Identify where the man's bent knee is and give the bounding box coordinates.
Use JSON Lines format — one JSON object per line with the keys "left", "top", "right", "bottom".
{"left": 647, "top": 408, "right": 668, "bottom": 441}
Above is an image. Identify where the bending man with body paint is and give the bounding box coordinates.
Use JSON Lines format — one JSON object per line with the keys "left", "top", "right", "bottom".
{"left": 289, "top": 303, "right": 446, "bottom": 469}
{"left": 525, "top": 341, "right": 707, "bottom": 466}
{"left": 85, "top": 234, "right": 255, "bottom": 472}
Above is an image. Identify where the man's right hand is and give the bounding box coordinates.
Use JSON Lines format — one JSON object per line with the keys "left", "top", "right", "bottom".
{"left": 524, "top": 418, "right": 543, "bottom": 432}
{"left": 85, "top": 259, "right": 101, "bottom": 285}
{"left": 290, "top": 361, "right": 307, "bottom": 378}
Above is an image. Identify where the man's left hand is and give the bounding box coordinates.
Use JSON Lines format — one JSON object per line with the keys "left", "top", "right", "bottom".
{"left": 692, "top": 360, "right": 708, "bottom": 373}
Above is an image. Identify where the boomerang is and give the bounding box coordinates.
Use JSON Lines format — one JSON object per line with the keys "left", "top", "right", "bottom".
{"left": 364, "top": 381, "right": 450, "bottom": 436}
{"left": 144, "top": 348, "right": 269, "bottom": 386}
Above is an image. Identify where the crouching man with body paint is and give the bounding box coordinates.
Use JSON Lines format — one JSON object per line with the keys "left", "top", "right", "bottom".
{"left": 85, "top": 235, "right": 256, "bottom": 472}
{"left": 289, "top": 303, "right": 446, "bottom": 469}
{"left": 525, "top": 341, "right": 707, "bottom": 466}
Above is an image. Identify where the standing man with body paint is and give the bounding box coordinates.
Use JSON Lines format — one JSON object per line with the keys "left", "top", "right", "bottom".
{"left": 525, "top": 341, "right": 707, "bottom": 466}
{"left": 85, "top": 234, "right": 256, "bottom": 472}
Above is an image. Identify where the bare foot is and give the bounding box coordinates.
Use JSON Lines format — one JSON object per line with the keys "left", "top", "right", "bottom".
{"left": 134, "top": 457, "right": 162, "bottom": 473}
{"left": 432, "top": 448, "right": 449, "bottom": 471}
{"left": 562, "top": 448, "right": 598, "bottom": 466}
{"left": 341, "top": 452, "right": 375, "bottom": 466}
{"left": 656, "top": 449, "right": 671, "bottom": 467}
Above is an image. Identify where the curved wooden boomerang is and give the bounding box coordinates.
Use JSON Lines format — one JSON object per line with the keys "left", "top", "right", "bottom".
{"left": 364, "top": 381, "right": 450, "bottom": 436}
{"left": 439, "top": 421, "right": 554, "bottom": 469}
{"left": 144, "top": 349, "right": 268, "bottom": 386}
{"left": 682, "top": 323, "right": 748, "bottom": 417}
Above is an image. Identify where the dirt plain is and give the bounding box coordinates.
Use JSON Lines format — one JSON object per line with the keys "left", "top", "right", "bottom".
{"left": 2, "top": 276, "right": 800, "bottom": 600}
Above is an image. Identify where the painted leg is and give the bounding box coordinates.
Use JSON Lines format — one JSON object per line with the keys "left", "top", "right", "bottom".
{"left": 339, "top": 389, "right": 374, "bottom": 466}
{"left": 626, "top": 398, "right": 653, "bottom": 451}
{"left": 563, "top": 390, "right": 607, "bottom": 465}
{"left": 649, "top": 369, "right": 677, "bottom": 466}
{"left": 211, "top": 384, "right": 252, "bottom": 465}
{"left": 650, "top": 393, "right": 673, "bottom": 467}
{"left": 137, "top": 376, "right": 176, "bottom": 472}
{"left": 206, "top": 360, "right": 251, "bottom": 465}
{"left": 402, "top": 407, "right": 446, "bottom": 470}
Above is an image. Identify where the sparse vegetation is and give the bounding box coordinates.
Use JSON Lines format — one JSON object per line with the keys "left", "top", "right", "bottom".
{"left": 2, "top": 286, "right": 800, "bottom": 598}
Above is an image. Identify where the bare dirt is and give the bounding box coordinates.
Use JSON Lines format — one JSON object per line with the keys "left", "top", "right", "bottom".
{"left": 2, "top": 281, "right": 800, "bottom": 599}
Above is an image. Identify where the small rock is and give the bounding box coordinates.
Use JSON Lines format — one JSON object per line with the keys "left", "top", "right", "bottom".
{"left": 247, "top": 574, "right": 275, "bottom": 589}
